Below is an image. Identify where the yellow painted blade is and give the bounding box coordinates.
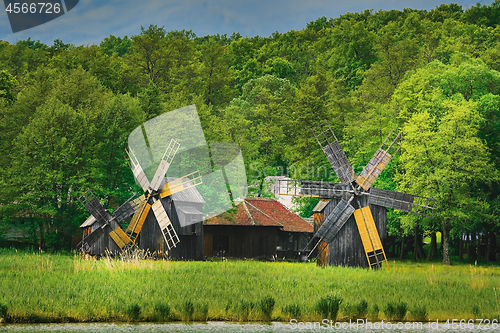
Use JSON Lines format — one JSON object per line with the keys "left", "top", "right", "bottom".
{"left": 151, "top": 199, "right": 179, "bottom": 250}
{"left": 353, "top": 206, "right": 388, "bottom": 269}
{"left": 126, "top": 202, "right": 151, "bottom": 243}
{"left": 159, "top": 170, "right": 203, "bottom": 198}
{"left": 109, "top": 227, "right": 132, "bottom": 250}
{"left": 355, "top": 149, "right": 392, "bottom": 191}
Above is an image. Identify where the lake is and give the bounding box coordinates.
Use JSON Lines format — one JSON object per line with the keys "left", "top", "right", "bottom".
{"left": 0, "top": 321, "right": 494, "bottom": 332}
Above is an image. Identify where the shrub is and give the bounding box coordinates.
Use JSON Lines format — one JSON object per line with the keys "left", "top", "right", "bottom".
{"left": 236, "top": 300, "right": 254, "bottom": 321}
{"left": 0, "top": 303, "right": 7, "bottom": 320}
{"left": 385, "top": 301, "right": 408, "bottom": 321}
{"left": 368, "top": 304, "right": 379, "bottom": 322}
{"left": 315, "top": 292, "right": 342, "bottom": 320}
{"left": 259, "top": 295, "right": 275, "bottom": 321}
{"left": 182, "top": 299, "right": 195, "bottom": 320}
{"left": 154, "top": 302, "right": 170, "bottom": 321}
{"left": 411, "top": 305, "right": 427, "bottom": 321}
{"left": 283, "top": 303, "right": 301, "bottom": 318}
{"left": 126, "top": 303, "right": 141, "bottom": 321}
{"left": 197, "top": 302, "right": 209, "bottom": 320}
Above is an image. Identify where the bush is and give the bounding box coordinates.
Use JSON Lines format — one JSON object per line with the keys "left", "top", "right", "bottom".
{"left": 182, "top": 299, "right": 195, "bottom": 320}
{"left": 368, "top": 304, "right": 379, "bottom": 322}
{"left": 385, "top": 301, "right": 407, "bottom": 321}
{"left": 236, "top": 300, "right": 254, "bottom": 321}
{"left": 411, "top": 305, "right": 427, "bottom": 321}
{"left": 197, "top": 302, "right": 209, "bottom": 320}
{"left": 126, "top": 303, "right": 141, "bottom": 321}
{"left": 0, "top": 303, "right": 7, "bottom": 319}
{"left": 259, "top": 295, "right": 275, "bottom": 321}
{"left": 154, "top": 302, "right": 170, "bottom": 321}
{"left": 355, "top": 300, "right": 369, "bottom": 318}
{"left": 315, "top": 292, "right": 342, "bottom": 320}
{"left": 283, "top": 303, "right": 301, "bottom": 318}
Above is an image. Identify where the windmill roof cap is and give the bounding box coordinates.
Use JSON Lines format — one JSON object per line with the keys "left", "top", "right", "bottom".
{"left": 178, "top": 206, "right": 203, "bottom": 215}
{"left": 80, "top": 215, "right": 96, "bottom": 228}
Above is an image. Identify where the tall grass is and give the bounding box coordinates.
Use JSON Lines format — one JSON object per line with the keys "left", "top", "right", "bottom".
{"left": 0, "top": 249, "right": 499, "bottom": 323}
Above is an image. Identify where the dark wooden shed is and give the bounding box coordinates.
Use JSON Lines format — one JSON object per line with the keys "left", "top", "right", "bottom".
{"left": 313, "top": 195, "right": 387, "bottom": 268}
{"left": 204, "top": 198, "right": 313, "bottom": 260}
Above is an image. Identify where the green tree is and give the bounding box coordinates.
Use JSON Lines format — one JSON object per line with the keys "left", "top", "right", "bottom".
{"left": 397, "top": 99, "right": 496, "bottom": 265}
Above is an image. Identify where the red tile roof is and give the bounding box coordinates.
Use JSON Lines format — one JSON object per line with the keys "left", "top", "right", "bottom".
{"left": 204, "top": 198, "right": 313, "bottom": 233}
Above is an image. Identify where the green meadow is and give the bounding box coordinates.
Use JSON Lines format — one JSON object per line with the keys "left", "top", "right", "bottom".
{"left": 0, "top": 249, "right": 499, "bottom": 323}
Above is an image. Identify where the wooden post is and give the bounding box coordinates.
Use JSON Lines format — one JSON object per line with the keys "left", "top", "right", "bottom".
{"left": 314, "top": 200, "right": 329, "bottom": 267}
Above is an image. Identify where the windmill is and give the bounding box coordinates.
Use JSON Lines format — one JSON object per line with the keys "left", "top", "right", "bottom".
{"left": 78, "top": 138, "right": 202, "bottom": 255}
{"left": 279, "top": 120, "right": 436, "bottom": 269}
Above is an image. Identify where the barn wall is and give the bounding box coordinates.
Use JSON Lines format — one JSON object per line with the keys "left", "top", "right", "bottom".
{"left": 204, "top": 225, "right": 278, "bottom": 259}
{"left": 327, "top": 196, "right": 387, "bottom": 268}
{"left": 86, "top": 224, "right": 121, "bottom": 256}
{"left": 138, "top": 197, "right": 204, "bottom": 260}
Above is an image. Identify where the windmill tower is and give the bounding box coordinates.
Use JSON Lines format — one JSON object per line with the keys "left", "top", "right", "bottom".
{"left": 279, "top": 120, "right": 436, "bottom": 269}
{"left": 78, "top": 138, "right": 202, "bottom": 256}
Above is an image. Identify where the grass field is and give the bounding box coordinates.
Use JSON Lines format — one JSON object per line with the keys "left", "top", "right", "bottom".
{"left": 0, "top": 249, "right": 499, "bottom": 323}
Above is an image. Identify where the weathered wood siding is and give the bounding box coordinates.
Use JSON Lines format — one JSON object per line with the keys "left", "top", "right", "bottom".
{"left": 138, "top": 196, "right": 204, "bottom": 260}
{"left": 327, "top": 196, "right": 387, "bottom": 268}
{"left": 314, "top": 211, "right": 328, "bottom": 267}
{"left": 86, "top": 222, "right": 121, "bottom": 256}
{"left": 203, "top": 225, "right": 278, "bottom": 259}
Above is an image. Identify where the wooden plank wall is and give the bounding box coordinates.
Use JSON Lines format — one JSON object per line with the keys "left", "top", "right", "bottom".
{"left": 327, "top": 196, "right": 387, "bottom": 268}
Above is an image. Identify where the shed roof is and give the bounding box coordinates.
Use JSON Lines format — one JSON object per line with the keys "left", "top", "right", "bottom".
{"left": 80, "top": 215, "right": 96, "bottom": 228}
{"left": 312, "top": 200, "right": 330, "bottom": 213}
{"left": 204, "top": 198, "right": 313, "bottom": 233}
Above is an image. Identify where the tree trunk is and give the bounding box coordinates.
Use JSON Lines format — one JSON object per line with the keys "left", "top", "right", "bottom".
{"left": 487, "top": 232, "right": 495, "bottom": 262}
{"left": 459, "top": 235, "right": 463, "bottom": 262}
{"left": 399, "top": 236, "right": 405, "bottom": 260}
{"left": 413, "top": 225, "right": 425, "bottom": 260}
{"left": 470, "top": 231, "right": 477, "bottom": 261}
{"left": 427, "top": 232, "right": 437, "bottom": 260}
{"left": 442, "top": 223, "right": 451, "bottom": 265}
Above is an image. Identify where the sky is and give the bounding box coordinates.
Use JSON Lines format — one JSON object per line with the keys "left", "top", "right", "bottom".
{"left": 0, "top": 0, "right": 494, "bottom": 46}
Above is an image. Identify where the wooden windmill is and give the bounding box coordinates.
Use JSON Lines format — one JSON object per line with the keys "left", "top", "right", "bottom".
{"left": 279, "top": 120, "right": 436, "bottom": 269}
{"left": 78, "top": 138, "right": 202, "bottom": 255}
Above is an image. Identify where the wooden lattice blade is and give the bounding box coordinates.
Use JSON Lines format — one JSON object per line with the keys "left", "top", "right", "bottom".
{"left": 126, "top": 201, "right": 151, "bottom": 243}
{"left": 150, "top": 139, "right": 180, "bottom": 191}
{"left": 355, "top": 131, "right": 404, "bottom": 191}
{"left": 127, "top": 148, "right": 151, "bottom": 192}
{"left": 159, "top": 170, "right": 202, "bottom": 198}
{"left": 368, "top": 188, "right": 436, "bottom": 218}
{"left": 355, "top": 149, "right": 392, "bottom": 191}
{"left": 353, "top": 206, "right": 388, "bottom": 269}
{"left": 277, "top": 179, "right": 346, "bottom": 199}
{"left": 151, "top": 199, "right": 179, "bottom": 250}
{"left": 315, "top": 199, "right": 356, "bottom": 243}
{"left": 311, "top": 120, "right": 356, "bottom": 184}
{"left": 78, "top": 190, "right": 110, "bottom": 223}
{"left": 111, "top": 194, "right": 141, "bottom": 224}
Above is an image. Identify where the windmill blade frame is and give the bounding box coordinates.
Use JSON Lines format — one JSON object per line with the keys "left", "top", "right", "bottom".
{"left": 353, "top": 205, "right": 388, "bottom": 269}
{"left": 150, "top": 138, "right": 181, "bottom": 191}
{"left": 277, "top": 179, "right": 349, "bottom": 199}
{"left": 151, "top": 199, "right": 180, "bottom": 250}
{"left": 355, "top": 131, "right": 405, "bottom": 191}
{"left": 127, "top": 148, "right": 151, "bottom": 192}
{"left": 368, "top": 187, "right": 436, "bottom": 218}
{"left": 311, "top": 120, "right": 356, "bottom": 184}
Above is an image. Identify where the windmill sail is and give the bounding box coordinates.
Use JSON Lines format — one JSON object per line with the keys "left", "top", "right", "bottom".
{"left": 311, "top": 120, "right": 356, "bottom": 184}
{"left": 150, "top": 139, "right": 180, "bottom": 191}
{"left": 353, "top": 206, "right": 388, "bottom": 269}
{"left": 368, "top": 188, "right": 436, "bottom": 218}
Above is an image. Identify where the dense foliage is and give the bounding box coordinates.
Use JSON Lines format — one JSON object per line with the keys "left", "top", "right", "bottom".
{"left": 1, "top": 2, "right": 500, "bottom": 265}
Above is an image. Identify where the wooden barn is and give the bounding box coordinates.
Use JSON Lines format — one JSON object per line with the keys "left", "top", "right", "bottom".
{"left": 79, "top": 177, "right": 205, "bottom": 259}
{"left": 312, "top": 194, "right": 387, "bottom": 268}
{"left": 203, "top": 197, "right": 313, "bottom": 260}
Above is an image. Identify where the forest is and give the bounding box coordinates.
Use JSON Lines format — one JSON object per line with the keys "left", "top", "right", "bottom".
{"left": 1, "top": 2, "right": 500, "bottom": 267}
